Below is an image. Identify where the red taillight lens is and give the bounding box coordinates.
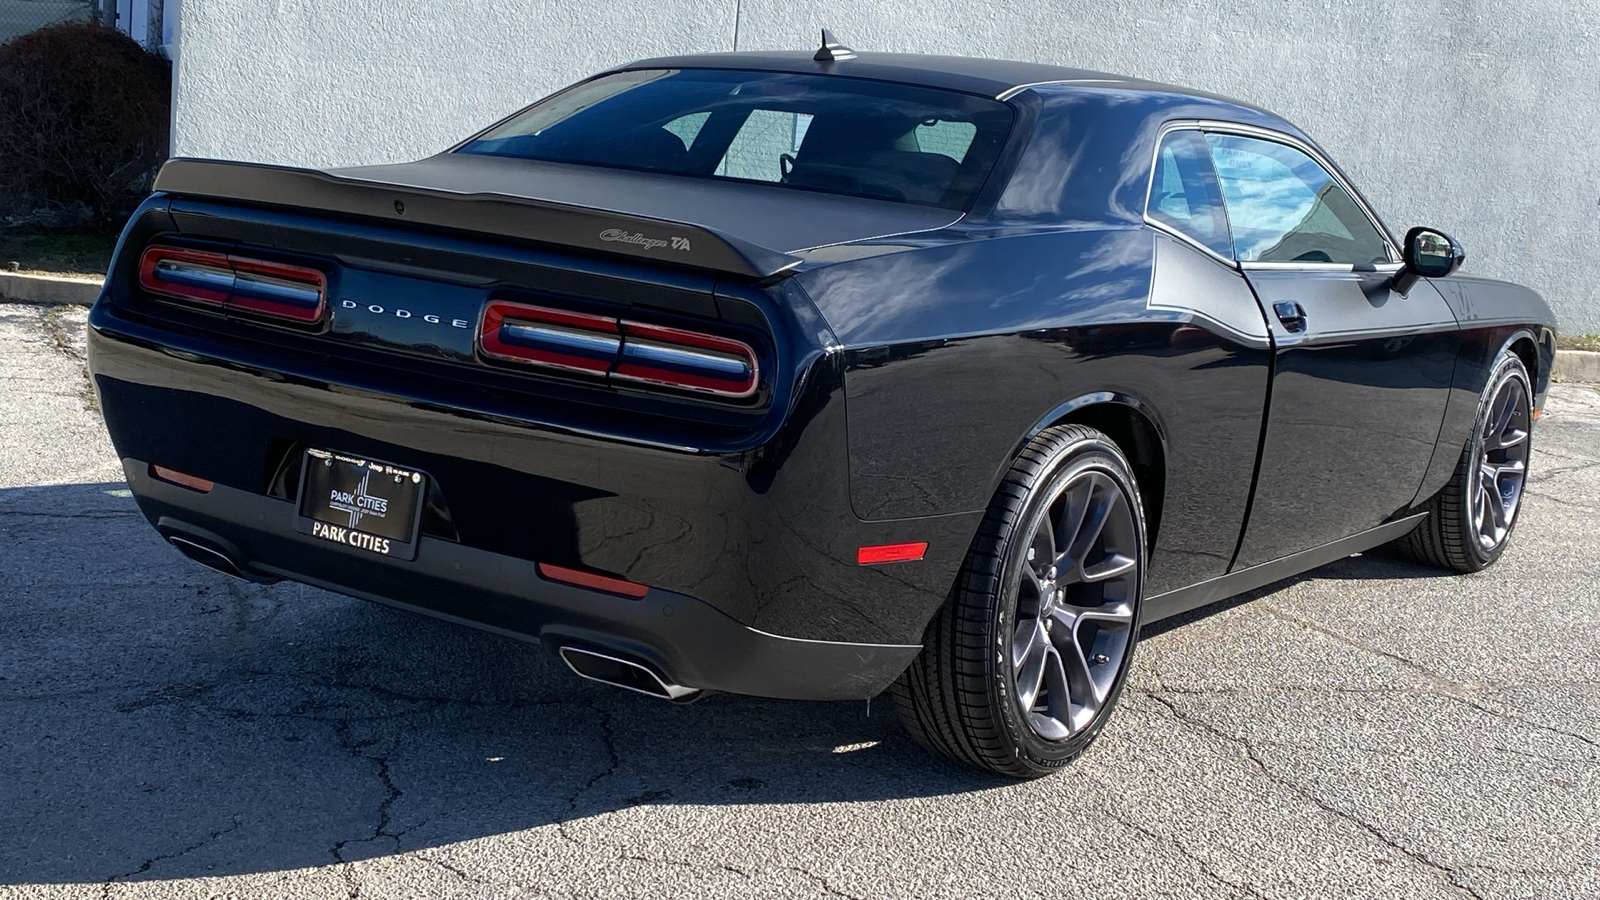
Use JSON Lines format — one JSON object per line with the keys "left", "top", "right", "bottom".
{"left": 480, "top": 302, "right": 620, "bottom": 375}
{"left": 614, "top": 321, "right": 759, "bottom": 398}
{"left": 138, "top": 247, "right": 233, "bottom": 306}
{"left": 137, "top": 245, "right": 326, "bottom": 324}
{"left": 477, "top": 300, "right": 759, "bottom": 399}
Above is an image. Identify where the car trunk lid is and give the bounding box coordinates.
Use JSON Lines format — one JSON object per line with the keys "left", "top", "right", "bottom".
{"left": 153, "top": 154, "right": 963, "bottom": 280}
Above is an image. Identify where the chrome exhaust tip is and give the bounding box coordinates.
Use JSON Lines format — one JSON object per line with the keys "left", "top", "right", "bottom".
{"left": 558, "top": 646, "right": 701, "bottom": 702}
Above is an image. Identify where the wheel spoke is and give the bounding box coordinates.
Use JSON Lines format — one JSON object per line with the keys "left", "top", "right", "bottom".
{"left": 1020, "top": 564, "right": 1046, "bottom": 606}
{"left": 1486, "top": 385, "right": 1519, "bottom": 443}
{"left": 1491, "top": 459, "right": 1526, "bottom": 482}
{"left": 1030, "top": 647, "right": 1074, "bottom": 742}
{"left": 1061, "top": 480, "right": 1118, "bottom": 573}
{"left": 1014, "top": 620, "right": 1049, "bottom": 709}
{"left": 1071, "top": 601, "right": 1136, "bottom": 625}
{"left": 1494, "top": 427, "right": 1528, "bottom": 451}
{"left": 1484, "top": 478, "right": 1509, "bottom": 533}
{"left": 1052, "top": 480, "right": 1093, "bottom": 565}
{"left": 1057, "top": 633, "right": 1103, "bottom": 707}
{"left": 1081, "top": 552, "right": 1137, "bottom": 584}
{"left": 1031, "top": 509, "right": 1057, "bottom": 569}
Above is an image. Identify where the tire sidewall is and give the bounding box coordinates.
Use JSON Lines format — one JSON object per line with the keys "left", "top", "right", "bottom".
{"left": 990, "top": 433, "right": 1147, "bottom": 770}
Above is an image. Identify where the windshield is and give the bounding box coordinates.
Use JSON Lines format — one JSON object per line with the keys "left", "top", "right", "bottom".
{"left": 457, "top": 69, "right": 1015, "bottom": 211}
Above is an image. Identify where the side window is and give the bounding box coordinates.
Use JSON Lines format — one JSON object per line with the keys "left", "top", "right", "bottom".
{"left": 714, "top": 110, "right": 814, "bottom": 182}
{"left": 1204, "top": 133, "right": 1392, "bottom": 266}
{"left": 1147, "top": 130, "right": 1232, "bottom": 257}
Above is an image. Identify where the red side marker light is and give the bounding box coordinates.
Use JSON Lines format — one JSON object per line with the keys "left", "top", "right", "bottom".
{"left": 857, "top": 542, "right": 928, "bottom": 565}
{"left": 149, "top": 464, "right": 214, "bottom": 493}
{"left": 536, "top": 562, "right": 650, "bottom": 599}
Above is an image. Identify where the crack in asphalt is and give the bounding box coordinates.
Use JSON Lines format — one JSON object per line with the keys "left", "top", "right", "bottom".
{"left": 538, "top": 700, "right": 868, "bottom": 897}
{"left": 1095, "top": 802, "right": 1269, "bottom": 900}
{"left": 555, "top": 699, "right": 619, "bottom": 849}
{"left": 1140, "top": 690, "right": 1491, "bottom": 900}
{"left": 414, "top": 852, "right": 551, "bottom": 896}
{"left": 771, "top": 865, "right": 863, "bottom": 899}
{"left": 329, "top": 720, "right": 406, "bottom": 864}
{"left": 1258, "top": 605, "right": 1600, "bottom": 752}
{"left": 1256, "top": 605, "right": 1486, "bottom": 699}
{"left": 101, "top": 819, "right": 241, "bottom": 896}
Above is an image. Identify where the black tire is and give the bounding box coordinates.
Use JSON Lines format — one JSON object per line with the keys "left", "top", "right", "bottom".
{"left": 1394, "top": 349, "right": 1534, "bottom": 573}
{"left": 891, "top": 425, "right": 1147, "bottom": 778}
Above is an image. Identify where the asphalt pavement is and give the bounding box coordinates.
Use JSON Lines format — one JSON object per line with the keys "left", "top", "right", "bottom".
{"left": 2, "top": 302, "right": 1596, "bottom": 899}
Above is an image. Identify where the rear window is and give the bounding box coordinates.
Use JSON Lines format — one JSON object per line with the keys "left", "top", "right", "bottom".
{"left": 458, "top": 69, "right": 1014, "bottom": 211}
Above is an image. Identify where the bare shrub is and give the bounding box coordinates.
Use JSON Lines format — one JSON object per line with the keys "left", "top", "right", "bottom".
{"left": 0, "top": 22, "right": 170, "bottom": 227}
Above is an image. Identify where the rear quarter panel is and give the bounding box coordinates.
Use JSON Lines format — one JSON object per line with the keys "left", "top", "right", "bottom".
{"left": 797, "top": 228, "right": 1273, "bottom": 596}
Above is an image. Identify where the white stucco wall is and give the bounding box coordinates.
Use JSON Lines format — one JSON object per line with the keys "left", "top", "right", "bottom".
{"left": 172, "top": 1, "right": 1599, "bottom": 332}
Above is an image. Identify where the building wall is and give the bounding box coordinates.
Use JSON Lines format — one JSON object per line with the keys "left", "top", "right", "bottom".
{"left": 172, "top": 1, "right": 1599, "bottom": 332}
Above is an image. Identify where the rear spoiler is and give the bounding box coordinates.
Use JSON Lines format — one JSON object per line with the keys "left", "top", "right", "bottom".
{"left": 151, "top": 158, "right": 803, "bottom": 280}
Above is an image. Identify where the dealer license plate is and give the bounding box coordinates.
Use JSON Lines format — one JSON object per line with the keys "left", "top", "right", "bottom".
{"left": 294, "top": 448, "right": 426, "bottom": 560}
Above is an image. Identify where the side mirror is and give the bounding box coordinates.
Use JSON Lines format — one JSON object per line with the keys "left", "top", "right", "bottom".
{"left": 1393, "top": 226, "right": 1465, "bottom": 294}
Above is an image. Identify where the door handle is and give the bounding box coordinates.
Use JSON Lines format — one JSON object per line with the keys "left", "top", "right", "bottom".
{"left": 1273, "top": 301, "right": 1307, "bottom": 333}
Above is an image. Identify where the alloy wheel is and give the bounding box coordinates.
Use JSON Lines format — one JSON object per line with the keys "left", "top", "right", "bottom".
{"left": 1010, "top": 468, "right": 1140, "bottom": 742}
{"left": 1471, "top": 375, "right": 1531, "bottom": 551}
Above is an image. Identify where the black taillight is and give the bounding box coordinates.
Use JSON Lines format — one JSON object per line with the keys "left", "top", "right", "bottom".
{"left": 478, "top": 300, "right": 758, "bottom": 399}
{"left": 138, "top": 245, "right": 327, "bottom": 324}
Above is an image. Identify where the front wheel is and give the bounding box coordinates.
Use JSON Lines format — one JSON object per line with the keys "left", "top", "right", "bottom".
{"left": 1395, "top": 348, "right": 1533, "bottom": 572}
{"left": 892, "top": 425, "right": 1146, "bottom": 778}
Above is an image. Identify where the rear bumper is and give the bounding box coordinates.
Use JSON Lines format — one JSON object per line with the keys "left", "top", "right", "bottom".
{"left": 128, "top": 460, "right": 921, "bottom": 700}
{"left": 88, "top": 295, "right": 983, "bottom": 699}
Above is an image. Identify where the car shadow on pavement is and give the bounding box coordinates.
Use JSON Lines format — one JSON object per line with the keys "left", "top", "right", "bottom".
{"left": 0, "top": 482, "right": 1004, "bottom": 887}
{"left": 0, "top": 482, "right": 1461, "bottom": 887}
{"left": 1141, "top": 546, "right": 1456, "bottom": 639}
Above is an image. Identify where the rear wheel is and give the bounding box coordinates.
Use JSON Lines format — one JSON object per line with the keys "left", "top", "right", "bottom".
{"left": 892, "top": 425, "right": 1145, "bottom": 778}
{"left": 1395, "top": 349, "right": 1533, "bottom": 572}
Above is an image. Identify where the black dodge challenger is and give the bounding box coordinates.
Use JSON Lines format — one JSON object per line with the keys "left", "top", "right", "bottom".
{"left": 88, "top": 39, "right": 1557, "bottom": 777}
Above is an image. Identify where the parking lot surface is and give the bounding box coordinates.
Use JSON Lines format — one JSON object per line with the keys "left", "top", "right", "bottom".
{"left": 2, "top": 302, "right": 1597, "bottom": 899}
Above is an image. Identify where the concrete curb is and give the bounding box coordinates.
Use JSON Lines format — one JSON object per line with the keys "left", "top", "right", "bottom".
{"left": 0, "top": 272, "right": 103, "bottom": 306}
{"left": 1552, "top": 349, "right": 1600, "bottom": 384}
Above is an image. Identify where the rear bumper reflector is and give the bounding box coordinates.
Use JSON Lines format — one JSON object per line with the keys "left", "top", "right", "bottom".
{"left": 536, "top": 562, "right": 651, "bottom": 599}
{"left": 857, "top": 542, "right": 928, "bottom": 565}
{"left": 149, "top": 464, "right": 214, "bottom": 493}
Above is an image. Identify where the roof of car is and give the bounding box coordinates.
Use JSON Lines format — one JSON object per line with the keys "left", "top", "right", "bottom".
{"left": 620, "top": 50, "right": 1244, "bottom": 106}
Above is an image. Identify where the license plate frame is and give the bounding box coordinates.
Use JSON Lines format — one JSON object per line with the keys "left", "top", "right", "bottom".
{"left": 293, "top": 448, "right": 427, "bottom": 560}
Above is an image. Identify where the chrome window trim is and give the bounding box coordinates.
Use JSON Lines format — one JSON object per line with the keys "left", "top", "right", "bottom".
{"left": 1141, "top": 121, "right": 1238, "bottom": 267}
{"left": 1241, "top": 261, "right": 1405, "bottom": 273}
{"left": 995, "top": 78, "right": 1127, "bottom": 101}
{"left": 1144, "top": 120, "right": 1401, "bottom": 269}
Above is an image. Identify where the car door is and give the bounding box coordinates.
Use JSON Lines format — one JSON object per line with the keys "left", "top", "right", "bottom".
{"left": 1205, "top": 129, "right": 1459, "bottom": 569}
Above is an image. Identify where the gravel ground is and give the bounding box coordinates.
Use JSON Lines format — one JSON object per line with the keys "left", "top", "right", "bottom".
{"left": 1, "top": 304, "right": 1596, "bottom": 899}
